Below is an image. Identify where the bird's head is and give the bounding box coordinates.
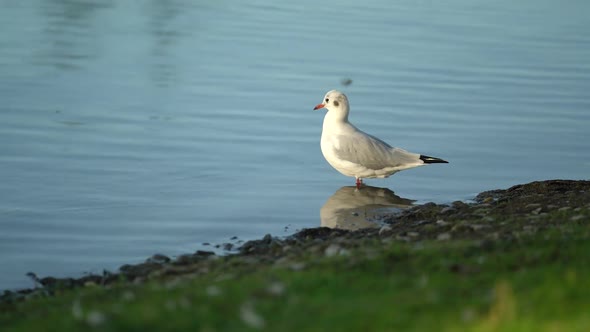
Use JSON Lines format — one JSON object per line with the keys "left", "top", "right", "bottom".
{"left": 313, "top": 90, "right": 349, "bottom": 113}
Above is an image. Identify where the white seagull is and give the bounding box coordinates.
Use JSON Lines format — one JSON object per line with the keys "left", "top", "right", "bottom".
{"left": 313, "top": 90, "right": 448, "bottom": 188}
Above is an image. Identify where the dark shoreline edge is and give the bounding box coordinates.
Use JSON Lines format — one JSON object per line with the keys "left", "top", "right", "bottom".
{"left": 2, "top": 179, "right": 589, "bottom": 303}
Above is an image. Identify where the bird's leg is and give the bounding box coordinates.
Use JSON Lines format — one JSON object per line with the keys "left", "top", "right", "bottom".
{"left": 355, "top": 178, "right": 363, "bottom": 189}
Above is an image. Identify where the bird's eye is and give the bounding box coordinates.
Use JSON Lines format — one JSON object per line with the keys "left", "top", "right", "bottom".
{"left": 325, "top": 98, "right": 329, "bottom": 103}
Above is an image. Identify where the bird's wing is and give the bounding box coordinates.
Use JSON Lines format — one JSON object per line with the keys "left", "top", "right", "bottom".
{"left": 332, "top": 131, "right": 421, "bottom": 170}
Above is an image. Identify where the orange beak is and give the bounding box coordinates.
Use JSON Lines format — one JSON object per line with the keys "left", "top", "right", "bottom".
{"left": 313, "top": 103, "right": 325, "bottom": 110}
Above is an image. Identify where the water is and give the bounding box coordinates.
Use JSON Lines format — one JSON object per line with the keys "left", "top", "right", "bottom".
{"left": 1, "top": 0, "right": 589, "bottom": 291}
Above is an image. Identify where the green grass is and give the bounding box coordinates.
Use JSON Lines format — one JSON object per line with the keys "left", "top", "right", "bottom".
{"left": 2, "top": 219, "right": 590, "bottom": 331}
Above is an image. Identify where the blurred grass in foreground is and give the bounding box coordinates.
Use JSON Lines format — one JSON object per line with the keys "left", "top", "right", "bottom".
{"left": 1, "top": 210, "right": 589, "bottom": 332}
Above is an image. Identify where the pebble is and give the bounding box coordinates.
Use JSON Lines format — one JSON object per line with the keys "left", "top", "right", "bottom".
{"left": 413, "top": 220, "right": 432, "bottom": 227}
{"left": 437, "top": 233, "right": 451, "bottom": 241}
{"left": 324, "top": 244, "right": 341, "bottom": 257}
{"left": 164, "top": 278, "right": 183, "bottom": 290}
{"left": 380, "top": 237, "right": 393, "bottom": 245}
{"left": 174, "top": 255, "right": 194, "bottom": 265}
{"left": 339, "top": 248, "right": 351, "bottom": 256}
{"left": 570, "top": 215, "right": 585, "bottom": 222}
{"left": 436, "top": 219, "right": 449, "bottom": 226}
{"left": 195, "top": 250, "right": 216, "bottom": 257}
{"left": 473, "top": 208, "right": 489, "bottom": 216}
{"left": 72, "top": 300, "right": 83, "bottom": 320}
{"left": 86, "top": 310, "right": 106, "bottom": 327}
{"left": 522, "top": 225, "right": 537, "bottom": 233}
{"left": 452, "top": 201, "right": 468, "bottom": 209}
{"left": 486, "top": 232, "right": 500, "bottom": 240}
{"left": 470, "top": 224, "right": 489, "bottom": 231}
{"left": 266, "top": 281, "right": 286, "bottom": 296}
{"left": 395, "top": 234, "right": 410, "bottom": 242}
{"left": 240, "top": 303, "right": 265, "bottom": 329}
{"left": 378, "top": 225, "right": 393, "bottom": 236}
{"left": 289, "top": 262, "right": 305, "bottom": 271}
{"left": 440, "top": 206, "right": 456, "bottom": 214}
{"left": 206, "top": 285, "right": 221, "bottom": 297}
{"left": 146, "top": 254, "right": 171, "bottom": 264}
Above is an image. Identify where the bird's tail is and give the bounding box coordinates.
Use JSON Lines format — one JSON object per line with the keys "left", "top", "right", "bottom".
{"left": 420, "top": 155, "right": 448, "bottom": 164}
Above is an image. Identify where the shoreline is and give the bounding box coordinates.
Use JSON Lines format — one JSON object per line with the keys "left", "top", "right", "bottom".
{"left": 3, "top": 179, "right": 588, "bottom": 303}
{"left": 2, "top": 179, "right": 589, "bottom": 331}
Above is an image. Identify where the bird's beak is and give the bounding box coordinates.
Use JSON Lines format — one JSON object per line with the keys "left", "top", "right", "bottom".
{"left": 313, "top": 103, "right": 325, "bottom": 110}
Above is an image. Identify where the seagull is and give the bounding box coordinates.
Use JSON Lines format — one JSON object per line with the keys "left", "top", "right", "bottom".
{"left": 313, "top": 90, "right": 448, "bottom": 189}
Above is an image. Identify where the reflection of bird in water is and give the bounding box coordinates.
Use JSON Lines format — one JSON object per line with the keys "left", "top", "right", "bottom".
{"left": 320, "top": 185, "right": 414, "bottom": 231}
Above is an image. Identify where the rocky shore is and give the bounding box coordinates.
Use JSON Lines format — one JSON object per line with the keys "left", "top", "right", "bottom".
{"left": 2, "top": 179, "right": 589, "bottom": 303}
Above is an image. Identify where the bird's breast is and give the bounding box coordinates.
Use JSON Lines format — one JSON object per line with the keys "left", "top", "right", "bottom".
{"left": 321, "top": 133, "right": 341, "bottom": 151}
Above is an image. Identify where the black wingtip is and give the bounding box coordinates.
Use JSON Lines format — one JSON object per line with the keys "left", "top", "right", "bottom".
{"left": 420, "top": 155, "right": 449, "bottom": 164}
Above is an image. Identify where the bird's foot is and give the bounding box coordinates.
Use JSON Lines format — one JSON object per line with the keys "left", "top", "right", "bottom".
{"left": 355, "top": 178, "right": 363, "bottom": 189}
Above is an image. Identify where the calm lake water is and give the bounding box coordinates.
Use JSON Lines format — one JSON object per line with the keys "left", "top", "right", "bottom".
{"left": 1, "top": 0, "right": 589, "bottom": 291}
